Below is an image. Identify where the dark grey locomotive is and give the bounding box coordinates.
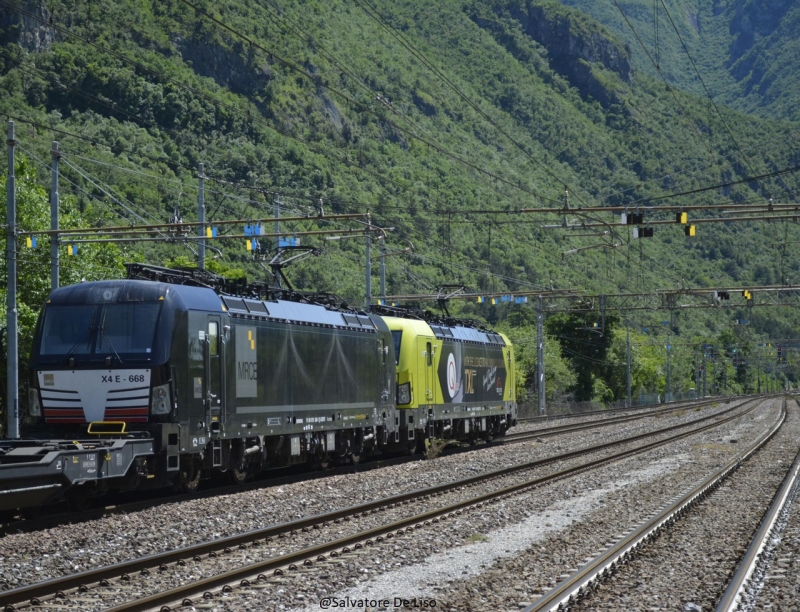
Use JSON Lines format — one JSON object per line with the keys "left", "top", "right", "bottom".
{"left": 26, "top": 264, "right": 397, "bottom": 493}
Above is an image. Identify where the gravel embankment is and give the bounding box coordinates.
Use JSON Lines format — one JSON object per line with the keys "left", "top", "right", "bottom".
{"left": 565, "top": 397, "right": 800, "bottom": 611}
{"left": 192, "top": 400, "right": 781, "bottom": 611}
{"left": 0, "top": 400, "right": 741, "bottom": 594}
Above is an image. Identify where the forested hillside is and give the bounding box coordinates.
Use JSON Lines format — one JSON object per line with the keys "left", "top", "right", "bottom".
{"left": 558, "top": 0, "right": 800, "bottom": 120}
{"left": 1, "top": 0, "right": 800, "bottom": 410}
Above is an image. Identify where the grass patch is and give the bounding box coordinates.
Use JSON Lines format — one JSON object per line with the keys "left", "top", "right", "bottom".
{"left": 425, "top": 437, "right": 454, "bottom": 459}
{"left": 694, "top": 443, "right": 733, "bottom": 452}
{"left": 466, "top": 533, "right": 489, "bottom": 544}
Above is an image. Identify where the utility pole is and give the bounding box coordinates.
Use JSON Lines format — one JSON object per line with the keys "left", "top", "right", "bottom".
{"left": 6, "top": 121, "right": 19, "bottom": 438}
{"left": 702, "top": 349, "right": 707, "bottom": 397}
{"left": 50, "top": 141, "right": 60, "bottom": 290}
{"left": 723, "top": 358, "right": 728, "bottom": 394}
{"left": 379, "top": 235, "right": 386, "bottom": 301}
{"left": 197, "top": 162, "right": 205, "bottom": 270}
{"left": 274, "top": 195, "right": 281, "bottom": 251}
{"left": 757, "top": 354, "right": 761, "bottom": 394}
{"left": 626, "top": 320, "right": 631, "bottom": 407}
{"left": 694, "top": 348, "right": 699, "bottom": 398}
{"left": 537, "top": 295, "right": 546, "bottom": 416}
{"left": 365, "top": 233, "right": 371, "bottom": 309}
{"left": 666, "top": 339, "right": 672, "bottom": 401}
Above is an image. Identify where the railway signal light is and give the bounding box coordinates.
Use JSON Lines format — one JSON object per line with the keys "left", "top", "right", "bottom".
{"left": 633, "top": 227, "right": 654, "bottom": 238}
{"left": 623, "top": 213, "right": 644, "bottom": 225}
{"left": 742, "top": 289, "right": 752, "bottom": 300}
{"left": 684, "top": 225, "right": 696, "bottom": 236}
{"left": 676, "top": 212, "right": 688, "bottom": 224}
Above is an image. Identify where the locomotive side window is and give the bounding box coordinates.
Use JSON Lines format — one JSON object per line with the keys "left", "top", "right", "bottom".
{"left": 426, "top": 341, "right": 432, "bottom": 366}
{"left": 208, "top": 322, "right": 219, "bottom": 356}
{"left": 391, "top": 330, "right": 402, "bottom": 365}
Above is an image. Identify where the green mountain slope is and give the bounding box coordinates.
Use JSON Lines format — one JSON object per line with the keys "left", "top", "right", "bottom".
{"left": 1, "top": 0, "right": 800, "bottom": 403}
{"left": 556, "top": 0, "right": 800, "bottom": 120}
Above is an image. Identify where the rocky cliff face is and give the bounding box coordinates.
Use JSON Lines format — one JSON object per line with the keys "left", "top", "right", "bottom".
{"left": 471, "top": 0, "right": 632, "bottom": 107}
{"left": 0, "top": 0, "right": 55, "bottom": 53}
{"left": 727, "top": 0, "right": 794, "bottom": 62}
{"left": 509, "top": 2, "right": 633, "bottom": 84}
{"left": 173, "top": 36, "right": 271, "bottom": 97}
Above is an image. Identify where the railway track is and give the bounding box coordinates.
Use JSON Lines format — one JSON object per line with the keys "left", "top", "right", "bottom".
{"left": 0, "top": 396, "right": 764, "bottom": 611}
{"left": 0, "top": 397, "right": 722, "bottom": 537}
{"left": 515, "top": 396, "right": 716, "bottom": 424}
{"left": 500, "top": 398, "right": 722, "bottom": 444}
{"left": 523, "top": 397, "right": 799, "bottom": 612}
{"left": 716, "top": 398, "right": 800, "bottom": 612}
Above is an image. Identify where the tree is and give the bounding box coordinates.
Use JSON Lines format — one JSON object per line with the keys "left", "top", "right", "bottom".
{"left": 0, "top": 156, "right": 126, "bottom": 435}
{"left": 545, "top": 312, "right": 618, "bottom": 402}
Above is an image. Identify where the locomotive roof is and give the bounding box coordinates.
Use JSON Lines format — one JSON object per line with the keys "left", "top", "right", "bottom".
{"left": 382, "top": 315, "right": 505, "bottom": 346}
{"left": 45, "top": 279, "right": 225, "bottom": 312}
{"left": 220, "top": 294, "right": 381, "bottom": 331}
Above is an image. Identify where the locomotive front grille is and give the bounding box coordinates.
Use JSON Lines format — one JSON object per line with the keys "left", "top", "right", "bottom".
{"left": 38, "top": 369, "right": 152, "bottom": 423}
{"left": 40, "top": 388, "right": 84, "bottom": 423}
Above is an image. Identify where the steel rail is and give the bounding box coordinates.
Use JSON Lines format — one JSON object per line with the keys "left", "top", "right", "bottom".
{"left": 523, "top": 397, "right": 786, "bottom": 612}
{"left": 504, "top": 399, "right": 720, "bottom": 442}
{"left": 0, "top": 397, "right": 758, "bottom": 611}
{"left": 99, "top": 398, "right": 763, "bottom": 612}
{"left": 715, "top": 399, "right": 800, "bottom": 612}
{"left": 517, "top": 397, "right": 712, "bottom": 423}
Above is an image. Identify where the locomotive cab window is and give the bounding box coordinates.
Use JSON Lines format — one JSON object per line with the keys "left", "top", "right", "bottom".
{"left": 391, "top": 330, "right": 402, "bottom": 365}
{"left": 208, "top": 322, "right": 219, "bottom": 356}
{"left": 39, "top": 303, "right": 160, "bottom": 358}
{"left": 426, "top": 341, "right": 432, "bottom": 366}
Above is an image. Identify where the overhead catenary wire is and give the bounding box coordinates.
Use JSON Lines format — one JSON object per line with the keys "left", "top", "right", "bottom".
{"left": 351, "top": 0, "right": 579, "bottom": 204}
{"left": 174, "top": 0, "right": 557, "bottom": 205}
{"left": 656, "top": 0, "right": 761, "bottom": 189}
{"left": 609, "top": 0, "right": 719, "bottom": 163}
{"left": 6, "top": 1, "right": 796, "bottom": 302}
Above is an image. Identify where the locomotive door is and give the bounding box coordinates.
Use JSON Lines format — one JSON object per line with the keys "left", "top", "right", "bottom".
{"left": 205, "top": 315, "right": 224, "bottom": 433}
{"left": 421, "top": 337, "right": 435, "bottom": 404}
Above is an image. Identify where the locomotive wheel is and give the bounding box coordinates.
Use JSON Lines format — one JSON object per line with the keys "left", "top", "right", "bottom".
{"left": 228, "top": 466, "right": 249, "bottom": 485}
{"left": 310, "top": 451, "right": 331, "bottom": 470}
{"left": 65, "top": 487, "right": 92, "bottom": 512}
{"left": 178, "top": 458, "right": 202, "bottom": 493}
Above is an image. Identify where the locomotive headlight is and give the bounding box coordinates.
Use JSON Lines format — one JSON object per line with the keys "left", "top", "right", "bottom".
{"left": 397, "top": 382, "right": 411, "bottom": 405}
{"left": 28, "top": 388, "right": 42, "bottom": 417}
{"left": 151, "top": 383, "right": 171, "bottom": 415}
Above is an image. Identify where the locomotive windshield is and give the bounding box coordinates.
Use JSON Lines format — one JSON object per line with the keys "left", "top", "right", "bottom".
{"left": 39, "top": 303, "right": 161, "bottom": 359}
